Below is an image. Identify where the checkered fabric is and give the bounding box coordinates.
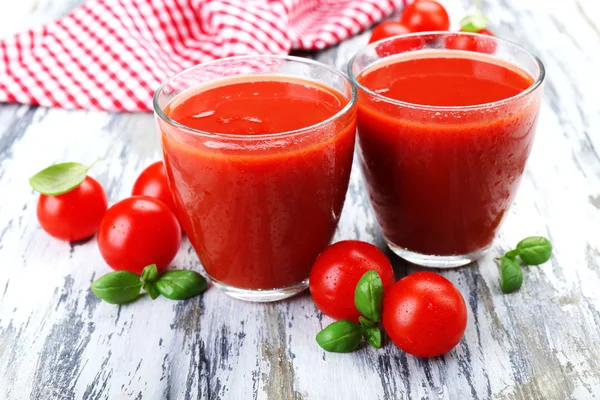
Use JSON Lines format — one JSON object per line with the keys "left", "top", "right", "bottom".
{"left": 0, "top": 0, "right": 403, "bottom": 111}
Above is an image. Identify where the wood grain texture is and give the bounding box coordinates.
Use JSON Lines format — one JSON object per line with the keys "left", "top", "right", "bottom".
{"left": 1, "top": 0, "right": 600, "bottom": 399}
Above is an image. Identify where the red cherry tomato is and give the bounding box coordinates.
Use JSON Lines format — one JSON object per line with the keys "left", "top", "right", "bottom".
{"left": 132, "top": 161, "right": 177, "bottom": 215}
{"left": 97, "top": 196, "right": 181, "bottom": 275}
{"left": 369, "top": 22, "right": 423, "bottom": 56}
{"left": 399, "top": 0, "right": 450, "bottom": 32}
{"left": 383, "top": 272, "right": 467, "bottom": 358}
{"left": 445, "top": 34, "right": 474, "bottom": 51}
{"left": 476, "top": 28, "right": 495, "bottom": 36}
{"left": 37, "top": 176, "right": 107, "bottom": 242}
{"left": 446, "top": 29, "right": 497, "bottom": 54}
{"left": 470, "top": 28, "right": 497, "bottom": 54}
{"left": 369, "top": 21, "right": 412, "bottom": 44}
{"left": 309, "top": 241, "right": 395, "bottom": 322}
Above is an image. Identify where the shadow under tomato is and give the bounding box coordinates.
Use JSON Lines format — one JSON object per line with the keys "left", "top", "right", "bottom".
{"left": 69, "top": 235, "right": 95, "bottom": 254}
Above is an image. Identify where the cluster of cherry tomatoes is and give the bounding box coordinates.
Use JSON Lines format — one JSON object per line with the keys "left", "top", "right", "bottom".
{"left": 35, "top": 161, "right": 467, "bottom": 356}
{"left": 369, "top": 0, "right": 496, "bottom": 54}
{"left": 309, "top": 241, "right": 467, "bottom": 357}
{"left": 36, "top": 161, "right": 181, "bottom": 275}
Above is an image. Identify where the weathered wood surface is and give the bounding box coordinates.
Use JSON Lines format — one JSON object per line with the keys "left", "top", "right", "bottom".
{"left": 1, "top": 0, "right": 600, "bottom": 399}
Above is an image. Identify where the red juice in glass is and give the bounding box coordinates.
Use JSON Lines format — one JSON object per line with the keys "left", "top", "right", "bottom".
{"left": 154, "top": 56, "right": 356, "bottom": 301}
{"left": 349, "top": 32, "right": 545, "bottom": 267}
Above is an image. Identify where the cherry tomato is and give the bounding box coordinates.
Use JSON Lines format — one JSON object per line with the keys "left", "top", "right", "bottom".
{"left": 132, "top": 161, "right": 177, "bottom": 215}
{"left": 469, "top": 28, "right": 497, "bottom": 54}
{"left": 309, "top": 241, "right": 395, "bottom": 322}
{"left": 369, "top": 22, "right": 423, "bottom": 56}
{"left": 37, "top": 176, "right": 107, "bottom": 242}
{"left": 369, "top": 21, "right": 412, "bottom": 44}
{"left": 97, "top": 196, "right": 181, "bottom": 275}
{"left": 446, "top": 29, "right": 497, "bottom": 54}
{"left": 399, "top": 0, "right": 450, "bottom": 32}
{"left": 383, "top": 272, "right": 467, "bottom": 358}
{"left": 475, "top": 28, "right": 495, "bottom": 36}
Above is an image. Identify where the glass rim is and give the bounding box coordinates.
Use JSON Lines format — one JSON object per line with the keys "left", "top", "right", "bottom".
{"left": 347, "top": 31, "right": 546, "bottom": 111}
{"left": 153, "top": 54, "right": 357, "bottom": 140}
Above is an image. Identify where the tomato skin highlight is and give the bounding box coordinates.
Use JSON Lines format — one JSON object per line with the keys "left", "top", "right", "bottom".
{"left": 132, "top": 161, "right": 177, "bottom": 215}
{"left": 309, "top": 240, "right": 395, "bottom": 322}
{"left": 97, "top": 196, "right": 181, "bottom": 275}
{"left": 399, "top": 0, "right": 450, "bottom": 32}
{"left": 37, "top": 176, "right": 108, "bottom": 242}
{"left": 383, "top": 272, "right": 467, "bottom": 358}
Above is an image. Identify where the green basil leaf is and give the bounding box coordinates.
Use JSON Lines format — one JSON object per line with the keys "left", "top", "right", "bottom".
{"left": 505, "top": 249, "right": 520, "bottom": 259}
{"left": 29, "top": 159, "right": 100, "bottom": 195}
{"left": 499, "top": 256, "right": 523, "bottom": 293}
{"left": 516, "top": 236, "right": 552, "bottom": 265}
{"left": 354, "top": 271, "right": 384, "bottom": 322}
{"left": 155, "top": 270, "right": 207, "bottom": 300}
{"left": 143, "top": 281, "right": 160, "bottom": 300}
{"left": 364, "top": 327, "right": 382, "bottom": 349}
{"left": 358, "top": 316, "right": 376, "bottom": 328}
{"left": 91, "top": 271, "right": 142, "bottom": 304}
{"left": 316, "top": 320, "right": 363, "bottom": 353}
{"left": 141, "top": 264, "right": 159, "bottom": 283}
{"left": 460, "top": 13, "right": 489, "bottom": 32}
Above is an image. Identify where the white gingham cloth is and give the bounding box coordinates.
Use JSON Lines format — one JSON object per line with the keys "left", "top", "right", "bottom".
{"left": 0, "top": 0, "right": 403, "bottom": 112}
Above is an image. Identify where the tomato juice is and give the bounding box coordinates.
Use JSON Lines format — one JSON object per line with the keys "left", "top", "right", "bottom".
{"left": 157, "top": 75, "right": 356, "bottom": 293}
{"left": 354, "top": 50, "right": 543, "bottom": 261}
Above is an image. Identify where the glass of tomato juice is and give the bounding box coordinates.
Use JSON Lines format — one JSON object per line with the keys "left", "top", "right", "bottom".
{"left": 349, "top": 32, "right": 545, "bottom": 267}
{"left": 153, "top": 56, "right": 357, "bottom": 301}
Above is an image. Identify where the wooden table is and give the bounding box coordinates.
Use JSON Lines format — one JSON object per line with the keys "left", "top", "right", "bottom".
{"left": 1, "top": 0, "right": 600, "bottom": 398}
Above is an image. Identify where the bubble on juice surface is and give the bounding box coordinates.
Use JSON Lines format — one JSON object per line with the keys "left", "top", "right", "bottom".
{"left": 192, "top": 110, "right": 215, "bottom": 118}
{"left": 242, "top": 117, "right": 262, "bottom": 123}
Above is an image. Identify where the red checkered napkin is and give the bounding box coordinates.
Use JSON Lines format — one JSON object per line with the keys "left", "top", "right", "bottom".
{"left": 0, "top": 0, "right": 401, "bottom": 112}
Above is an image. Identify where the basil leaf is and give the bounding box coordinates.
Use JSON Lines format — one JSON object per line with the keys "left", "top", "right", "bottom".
{"left": 316, "top": 320, "right": 363, "bottom": 353}
{"left": 143, "top": 282, "right": 160, "bottom": 300}
{"left": 499, "top": 256, "right": 523, "bottom": 293}
{"left": 516, "top": 236, "right": 552, "bottom": 265}
{"left": 460, "top": 13, "right": 489, "bottom": 32}
{"left": 505, "top": 249, "right": 520, "bottom": 259}
{"left": 29, "top": 159, "right": 100, "bottom": 195}
{"left": 358, "top": 316, "right": 376, "bottom": 328}
{"left": 91, "top": 271, "right": 142, "bottom": 304}
{"left": 155, "top": 270, "right": 207, "bottom": 300}
{"left": 364, "top": 327, "right": 382, "bottom": 349}
{"left": 141, "top": 264, "right": 159, "bottom": 283}
{"left": 354, "top": 271, "right": 384, "bottom": 322}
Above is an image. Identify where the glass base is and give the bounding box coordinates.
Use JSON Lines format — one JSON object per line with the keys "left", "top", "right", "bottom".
{"left": 210, "top": 278, "right": 309, "bottom": 302}
{"left": 386, "top": 240, "right": 490, "bottom": 268}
